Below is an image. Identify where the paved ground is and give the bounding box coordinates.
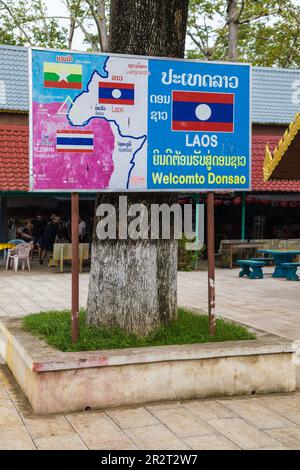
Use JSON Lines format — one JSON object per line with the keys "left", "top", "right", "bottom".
{"left": 178, "top": 267, "right": 300, "bottom": 341}
{"left": 0, "top": 261, "right": 88, "bottom": 317}
{"left": 1, "top": 363, "right": 300, "bottom": 450}
{"left": 0, "top": 261, "right": 300, "bottom": 450}
{"left": 0, "top": 262, "right": 299, "bottom": 342}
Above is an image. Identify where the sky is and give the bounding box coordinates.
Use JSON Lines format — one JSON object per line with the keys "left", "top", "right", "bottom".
{"left": 47, "top": 0, "right": 86, "bottom": 50}
{"left": 46, "top": 0, "right": 300, "bottom": 52}
{"left": 46, "top": 0, "right": 194, "bottom": 51}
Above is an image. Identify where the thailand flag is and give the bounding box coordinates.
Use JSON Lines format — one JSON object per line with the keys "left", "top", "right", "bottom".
{"left": 99, "top": 82, "right": 135, "bottom": 105}
{"left": 56, "top": 130, "right": 94, "bottom": 152}
{"left": 172, "top": 91, "right": 234, "bottom": 132}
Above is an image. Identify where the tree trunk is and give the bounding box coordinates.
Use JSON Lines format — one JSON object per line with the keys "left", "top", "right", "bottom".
{"left": 87, "top": 193, "right": 178, "bottom": 335}
{"left": 86, "top": 0, "right": 189, "bottom": 336}
{"left": 227, "top": 0, "right": 239, "bottom": 61}
{"left": 109, "top": 0, "right": 189, "bottom": 57}
{"left": 98, "top": 0, "right": 109, "bottom": 52}
{"left": 68, "top": 17, "right": 75, "bottom": 49}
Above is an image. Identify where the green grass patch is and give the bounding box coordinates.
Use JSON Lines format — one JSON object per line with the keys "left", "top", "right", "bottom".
{"left": 22, "top": 308, "right": 255, "bottom": 352}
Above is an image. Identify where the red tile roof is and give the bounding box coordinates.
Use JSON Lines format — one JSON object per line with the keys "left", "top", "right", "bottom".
{"left": 0, "top": 124, "right": 29, "bottom": 191}
{"left": 0, "top": 125, "right": 299, "bottom": 193}
{"left": 252, "top": 135, "right": 300, "bottom": 191}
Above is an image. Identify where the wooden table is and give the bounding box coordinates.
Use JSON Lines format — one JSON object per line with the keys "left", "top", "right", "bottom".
{"left": 221, "top": 241, "right": 264, "bottom": 269}
{"left": 258, "top": 249, "right": 300, "bottom": 278}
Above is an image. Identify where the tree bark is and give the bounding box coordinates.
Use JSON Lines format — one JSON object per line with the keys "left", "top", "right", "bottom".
{"left": 87, "top": 193, "right": 178, "bottom": 335}
{"left": 68, "top": 16, "right": 75, "bottom": 49}
{"left": 86, "top": 0, "right": 189, "bottom": 336}
{"left": 227, "top": 0, "right": 239, "bottom": 61}
{"left": 109, "top": 0, "right": 188, "bottom": 57}
{"left": 98, "top": 0, "right": 109, "bottom": 51}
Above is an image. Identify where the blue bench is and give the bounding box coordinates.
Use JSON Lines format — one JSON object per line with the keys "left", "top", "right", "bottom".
{"left": 280, "top": 262, "right": 300, "bottom": 281}
{"left": 250, "top": 257, "right": 274, "bottom": 264}
{"left": 237, "top": 259, "right": 266, "bottom": 279}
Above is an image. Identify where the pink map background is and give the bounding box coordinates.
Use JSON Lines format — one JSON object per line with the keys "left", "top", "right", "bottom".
{"left": 32, "top": 102, "right": 115, "bottom": 190}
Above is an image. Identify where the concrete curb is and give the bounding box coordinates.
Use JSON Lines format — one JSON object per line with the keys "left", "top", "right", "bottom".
{"left": 0, "top": 316, "right": 296, "bottom": 414}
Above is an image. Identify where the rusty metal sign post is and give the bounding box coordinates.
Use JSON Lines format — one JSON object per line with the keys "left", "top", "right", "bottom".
{"left": 207, "top": 192, "right": 216, "bottom": 336}
{"left": 71, "top": 193, "right": 79, "bottom": 343}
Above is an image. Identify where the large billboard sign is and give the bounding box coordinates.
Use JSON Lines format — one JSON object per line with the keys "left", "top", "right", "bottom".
{"left": 29, "top": 48, "right": 251, "bottom": 192}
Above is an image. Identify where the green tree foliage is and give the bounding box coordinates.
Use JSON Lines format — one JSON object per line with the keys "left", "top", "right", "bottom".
{"left": 0, "top": 0, "right": 68, "bottom": 47}
{"left": 1, "top": 0, "right": 300, "bottom": 67}
{"left": 0, "top": 0, "right": 109, "bottom": 50}
{"left": 187, "top": 0, "right": 300, "bottom": 67}
{"left": 187, "top": 0, "right": 225, "bottom": 60}
{"left": 239, "top": 6, "right": 300, "bottom": 67}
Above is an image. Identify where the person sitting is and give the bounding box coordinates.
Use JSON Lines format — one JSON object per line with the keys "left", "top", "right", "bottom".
{"left": 79, "top": 217, "right": 87, "bottom": 242}
{"left": 17, "top": 220, "right": 33, "bottom": 242}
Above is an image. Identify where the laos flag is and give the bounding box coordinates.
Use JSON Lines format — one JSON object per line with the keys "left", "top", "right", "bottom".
{"left": 99, "top": 82, "right": 135, "bottom": 105}
{"left": 172, "top": 91, "right": 234, "bottom": 132}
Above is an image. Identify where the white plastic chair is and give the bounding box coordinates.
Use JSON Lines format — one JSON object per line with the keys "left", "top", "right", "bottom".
{"left": 6, "top": 242, "right": 33, "bottom": 272}
{"left": 3, "top": 239, "right": 25, "bottom": 261}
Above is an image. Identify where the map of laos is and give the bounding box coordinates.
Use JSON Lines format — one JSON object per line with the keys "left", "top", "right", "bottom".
{"left": 30, "top": 48, "right": 250, "bottom": 191}
{"left": 31, "top": 49, "right": 148, "bottom": 190}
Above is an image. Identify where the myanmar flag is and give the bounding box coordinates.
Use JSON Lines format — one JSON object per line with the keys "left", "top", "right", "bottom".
{"left": 43, "top": 62, "right": 82, "bottom": 89}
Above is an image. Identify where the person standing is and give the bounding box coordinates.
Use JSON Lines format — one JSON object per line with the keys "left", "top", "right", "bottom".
{"left": 32, "top": 214, "right": 46, "bottom": 253}
{"left": 79, "top": 217, "right": 86, "bottom": 242}
{"left": 39, "top": 216, "right": 60, "bottom": 265}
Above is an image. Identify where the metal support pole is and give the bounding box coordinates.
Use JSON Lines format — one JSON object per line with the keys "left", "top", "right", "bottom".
{"left": 71, "top": 192, "right": 79, "bottom": 343}
{"left": 195, "top": 193, "right": 200, "bottom": 259}
{"left": 0, "top": 196, "right": 8, "bottom": 244}
{"left": 207, "top": 192, "right": 216, "bottom": 336}
{"left": 241, "top": 192, "right": 246, "bottom": 240}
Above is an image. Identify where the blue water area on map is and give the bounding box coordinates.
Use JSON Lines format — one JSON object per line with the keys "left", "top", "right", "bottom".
{"left": 147, "top": 58, "right": 251, "bottom": 190}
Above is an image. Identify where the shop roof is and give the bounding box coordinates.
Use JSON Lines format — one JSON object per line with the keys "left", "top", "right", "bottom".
{"left": 0, "top": 44, "right": 300, "bottom": 123}
{"left": 0, "top": 123, "right": 298, "bottom": 193}
{"left": 0, "top": 125, "right": 29, "bottom": 191}
{"left": 0, "top": 45, "right": 28, "bottom": 113}
{"left": 252, "top": 66, "right": 300, "bottom": 125}
{"left": 264, "top": 113, "right": 300, "bottom": 182}
{"left": 252, "top": 134, "right": 300, "bottom": 191}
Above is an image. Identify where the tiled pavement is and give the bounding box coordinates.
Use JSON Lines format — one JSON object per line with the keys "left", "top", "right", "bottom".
{"left": 0, "top": 264, "right": 300, "bottom": 343}
{"left": 0, "top": 262, "right": 300, "bottom": 450}
{"left": 0, "top": 262, "right": 89, "bottom": 317}
{"left": 1, "top": 363, "right": 300, "bottom": 450}
{"left": 178, "top": 266, "right": 300, "bottom": 341}
{"left": 0, "top": 263, "right": 299, "bottom": 341}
